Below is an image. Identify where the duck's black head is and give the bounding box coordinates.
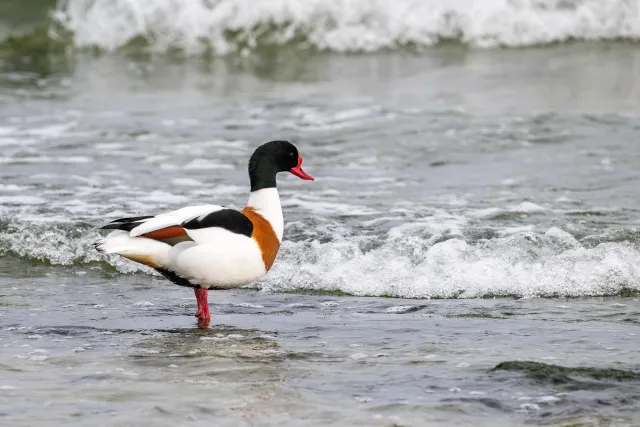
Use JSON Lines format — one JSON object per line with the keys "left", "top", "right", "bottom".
{"left": 248, "top": 140, "right": 314, "bottom": 192}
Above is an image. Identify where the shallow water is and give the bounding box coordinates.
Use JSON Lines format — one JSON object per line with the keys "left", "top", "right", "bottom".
{"left": 1, "top": 3, "right": 640, "bottom": 425}
{"left": 2, "top": 268, "right": 640, "bottom": 426}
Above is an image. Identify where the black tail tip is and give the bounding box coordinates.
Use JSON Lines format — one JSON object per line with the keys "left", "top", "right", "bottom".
{"left": 98, "top": 224, "right": 118, "bottom": 230}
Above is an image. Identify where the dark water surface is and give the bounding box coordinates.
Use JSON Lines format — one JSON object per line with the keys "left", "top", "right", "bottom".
{"left": 2, "top": 266, "right": 640, "bottom": 427}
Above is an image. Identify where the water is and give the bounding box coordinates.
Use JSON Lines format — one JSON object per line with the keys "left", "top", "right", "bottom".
{"left": 1, "top": 1, "right": 640, "bottom": 426}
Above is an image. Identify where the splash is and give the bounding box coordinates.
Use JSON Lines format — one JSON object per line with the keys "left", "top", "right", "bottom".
{"left": 48, "top": 0, "right": 640, "bottom": 55}
{"left": 0, "top": 219, "right": 150, "bottom": 274}
{"left": 2, "top": 213, "right": 639, "bottom": 298}
{"left": 261, "top": 226, "right": 640, "bottom": 298}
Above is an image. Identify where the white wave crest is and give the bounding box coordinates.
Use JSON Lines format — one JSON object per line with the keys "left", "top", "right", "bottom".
{"left": 53, "top": 0, "right": 640, "bottom": 54}
{"left": 261, "top": 227, "right": 640, "bottom": 298}
{"left": 0, "top": 221, "right": 149, "bottom": 274}
{"left": 3, "top": 217, "right": 639, "bottom": 298}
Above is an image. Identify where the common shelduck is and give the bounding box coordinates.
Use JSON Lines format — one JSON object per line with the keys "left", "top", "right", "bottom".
{"left": 95, "top": 140, "right": 314, "bottom": 326}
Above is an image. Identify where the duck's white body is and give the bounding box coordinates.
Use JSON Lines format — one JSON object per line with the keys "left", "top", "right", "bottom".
{"left": 96, "top": 188, "right": 283, "bottom": 289}
{"left": 96, "top": 139, "right": 313, "bottom": 325}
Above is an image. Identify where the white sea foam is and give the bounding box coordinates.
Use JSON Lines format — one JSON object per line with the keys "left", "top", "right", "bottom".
{"left": 140, "top": 191, "right": 190, "bottom": 205}
{"left": 508, "top": 202, "right": 547, "bottom": 213}
{"left": 260, "top": 226, "right": 640, "bottom": 298}
{"left": 0, "top": 220, "right": 149, "bottom": 273}
{"left": 1, "top": 212, "right": 639, "bottom": 298}
{"left": 171, "top": 178, "right": 204, "bottom": 187}
{"left": 282, "top": 106, "right": 390, "bottom": 132}
{"left": 0, "top": 196, "right": 47, "bottom": 205}
{"left": 0, "top": 156, "right": 92, "bottom": 164}
{"left": 53, "top": 0, "right": 640, "bottom": 54}
{"left": 234, "top": 303, "right": 265, "bottom": 309}
{"left": 385, "top": 305, "right": 419, "bottom": 314}
{"left": 183, "top": 159, "right": 235, "bottom": 171}
{"left": 0, "top": 184, "right": 28, "bottom": 192}
{"left": 24, "top": 123, "right": 77, "bottom": 138}
{"left": 284, "top": 197, "right": 378, "bottom": 216}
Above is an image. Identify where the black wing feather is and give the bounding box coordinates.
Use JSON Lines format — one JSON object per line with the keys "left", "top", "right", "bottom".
{"left": 182, "top": 209, "right": 253, "bottom": 237}
{"left": 99, "top": 215, "right": 154, "bottom": 232}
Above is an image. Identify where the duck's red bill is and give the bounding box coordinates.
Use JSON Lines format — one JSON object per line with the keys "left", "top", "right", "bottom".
{"left": 290, "top": 155, "right": 314, "bottom": 180}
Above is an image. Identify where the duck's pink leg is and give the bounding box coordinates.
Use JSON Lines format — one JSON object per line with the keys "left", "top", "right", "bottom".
{"left": 196, "top": 289, "right": 210, "bottom": 329}
{"left": 194, "top": 288, "right": 203, "bottom": 317}
{"left": 194, "top": 288, "right": 210, "bottom": 319}
{"left": 199, "top": 289, "right": 210, "bottom": 320}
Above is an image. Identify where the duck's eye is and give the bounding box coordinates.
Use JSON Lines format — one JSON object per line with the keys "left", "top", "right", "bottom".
{"left": 289, "top": 152, "right": 296, "bottom": 157}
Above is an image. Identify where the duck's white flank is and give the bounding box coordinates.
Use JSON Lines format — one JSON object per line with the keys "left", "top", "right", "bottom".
{"left": 169, "top": 231, "right": 266, "bottom": 288}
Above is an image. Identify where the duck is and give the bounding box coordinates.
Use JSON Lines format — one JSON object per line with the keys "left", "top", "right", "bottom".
{"left": 95, "top": 140, "right": 314, "bottom": 326}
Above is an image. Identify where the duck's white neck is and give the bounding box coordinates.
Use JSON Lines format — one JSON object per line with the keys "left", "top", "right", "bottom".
{"left": 247, "top": 188, "right": 283, "bottom": 241}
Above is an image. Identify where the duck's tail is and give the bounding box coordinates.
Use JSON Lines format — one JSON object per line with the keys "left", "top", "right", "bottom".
{"left": 95, "top": 230, "right": 171, "bottom": 269}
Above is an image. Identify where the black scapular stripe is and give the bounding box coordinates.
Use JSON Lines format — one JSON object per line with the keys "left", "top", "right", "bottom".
{"left": 181, "top": 208, "right": 253, "bottom": 237}
{"left": 156, "top": 268, "right": 195, "bottom": 288}
{"left": 156, "top": 268, "right": 234, "bottom": 290}
{"left": 99, "top": 215, "right": 154, "bottom": 232}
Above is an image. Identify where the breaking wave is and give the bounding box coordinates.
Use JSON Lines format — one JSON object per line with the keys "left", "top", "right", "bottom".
{"left": 0, "top": 220, "right": 151, "bottom": 274}
{"left": 2, "top": 216, "right": 640, "bottom": 299}
{"left": 51, "top": 0, "right": 640, "bottom": 53}
{"left": 264, "top": 226, "right": 640, "bottom": 299}
{"left": 2, "top": 0, "right": 640, "bottom": 56}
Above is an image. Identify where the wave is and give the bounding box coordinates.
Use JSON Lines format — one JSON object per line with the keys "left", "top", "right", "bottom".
{"left": 2, "top": 0, "right": 640, "bottom": 56}
{"left": 262, "top": 226, "right": 640, "bottom": 299}
{"left": 2, "top": 216, "right": 640, "bottom": 298}
{"left": 0, "top": 219, "right": 150, "bottom": 274}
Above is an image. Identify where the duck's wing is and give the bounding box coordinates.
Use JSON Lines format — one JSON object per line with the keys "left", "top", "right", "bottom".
{"left": 95, "top": 204, "right": 226, "bottom": 269}
{"left": 180, "top": 208, "right": 254, "bottom": 244}
{"left": 100, "top": 204, "right": 225, "bottom": 245}
{"left": 96, "top": 204, "right": 261, "bottom": 271}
